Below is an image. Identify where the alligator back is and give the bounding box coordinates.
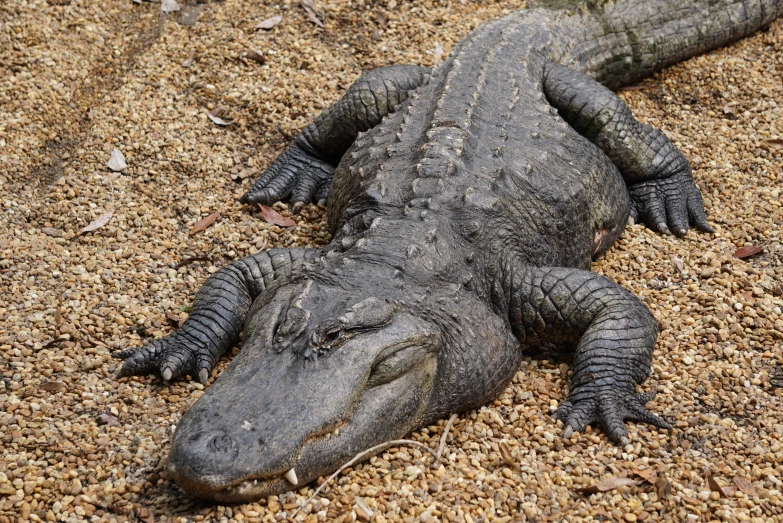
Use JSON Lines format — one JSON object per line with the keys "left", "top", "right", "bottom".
{"left": 327, "top": 0, "right": 783, "bottom": 273}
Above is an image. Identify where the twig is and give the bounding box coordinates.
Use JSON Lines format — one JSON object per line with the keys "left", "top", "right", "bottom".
{"left": 432, "top": 413, "right": 457, "bottom": 469}
{"left": 292, "top": 439, "right": 437, "bottom": 517}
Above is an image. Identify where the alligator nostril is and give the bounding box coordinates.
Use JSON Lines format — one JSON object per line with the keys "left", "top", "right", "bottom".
{"left": 208, "top": 433, "right": 239, "bottom": 459}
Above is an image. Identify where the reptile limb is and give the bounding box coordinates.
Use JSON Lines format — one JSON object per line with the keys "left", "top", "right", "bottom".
{"left": 240, "top": 64, "right": 429, "bottom": 206}
{"left": 543, "top": 62, "right": 713, "bottom": 236}
{"left": 115, "top": 249, "right": 316, "bottom": 382}
{"left": 505, "top": 265, "right": 671, "bottom": 443}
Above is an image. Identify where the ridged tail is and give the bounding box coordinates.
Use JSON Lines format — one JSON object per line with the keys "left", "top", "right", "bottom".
{"left": 553, "top": 0, "right": 783, "bottom": 88}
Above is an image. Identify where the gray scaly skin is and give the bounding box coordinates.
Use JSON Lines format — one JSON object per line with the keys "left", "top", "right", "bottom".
{"left": 115, "top": 0, "right": 783, "bottom": 502}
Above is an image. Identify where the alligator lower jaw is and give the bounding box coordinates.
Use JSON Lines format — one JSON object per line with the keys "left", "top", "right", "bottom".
{"left": 169, "top": 469, "right": 295, "bottom": 504}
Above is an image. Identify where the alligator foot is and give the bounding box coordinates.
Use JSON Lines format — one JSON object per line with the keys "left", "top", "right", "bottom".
{"left": 553, "top": 389, "right": 671, "bottom": 445}
{"left": 115, "top": 333, "right": 213, "bottom": 383}
{"left": 628, "top": 171, "right": 713, "bottom": 236}
{"left": 240, "top": 143, "right": 335, "bottom": 206}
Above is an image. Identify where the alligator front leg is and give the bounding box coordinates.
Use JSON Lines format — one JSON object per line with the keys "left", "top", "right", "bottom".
{"left": 240, "top": 64, "right": 429, "bottom": 206}
{"left": 115, "top": 249, "right": 316, "bottom": 382}
{"left": 543, "top": 62, "right": 713, "bottom": 236}
{"left": 505, "top": 265, "right": 670, "bottom": 444}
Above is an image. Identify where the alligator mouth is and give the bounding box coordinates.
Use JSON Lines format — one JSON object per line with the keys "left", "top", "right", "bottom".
{"left": 170, "top": 469, "right": 293, "bottom": 503}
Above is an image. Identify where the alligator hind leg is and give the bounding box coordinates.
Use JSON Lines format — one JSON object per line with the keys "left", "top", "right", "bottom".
{"left": 115, "top": 249, "right": 315, "bottom": 382}
{"left": 241, "top": 65, "right": 429, "bottom": 207}
{"left": 505, "top": 265, "right": 670, "bottom": 443}
{"left": 543, "top": 62, "right": 713, "bottom": 237}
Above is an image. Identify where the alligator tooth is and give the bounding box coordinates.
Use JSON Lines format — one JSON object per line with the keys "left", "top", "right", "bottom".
{"left": 334, "top": 428, "right": 340, "bottom": 437}
{"left": 285, "top": 468, "right": 298, "bottom": 486}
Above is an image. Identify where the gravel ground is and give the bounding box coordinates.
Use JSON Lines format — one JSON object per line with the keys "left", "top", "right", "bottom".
{"left": 1, "top": 1, "right": 783, "bottom": 522}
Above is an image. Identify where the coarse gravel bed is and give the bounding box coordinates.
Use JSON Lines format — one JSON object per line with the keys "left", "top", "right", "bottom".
{"left": 1, "top": 0, "right": 783, "bottom": 522}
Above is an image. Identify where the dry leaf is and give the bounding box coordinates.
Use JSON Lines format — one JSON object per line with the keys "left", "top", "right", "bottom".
{"left": 97, "top": 412, "right": 120, "bottom": 426}
{"left": 376, "top": 11, "right": 388, "bottom": 27}
{"left": 47, "top": 0, "right": 71, "bottom": 5}
{"left": 654, "top": 477, "right": 671, "bottom": 499}
{"left": 734, "top": 477, "right": 756, "bottom": 496}
{"left": 190, "top": 211, "right": 220, "bottom": 235}
{"left": 434, "top": 42, "right": 444, "bottom": 60}
{"left": 498, "top": 442, "right": 519, "bottom": 471}
{"left": 672, "top": 256, "right": 685, "bottom": 274}
{"left": 40, "top": 381, "right": 66, "bottom": 393}
{"left": 707, "top": 472, "right": 737, "bottom": 497}
{"left": 207, "top": 111, "right": 229, "bottom": 126}
{"left": 166, "top": 312, "right": 186, "bottom": 328}
{"left": 259, "top": 205, "right": 296, "bottom": 227}
{"left": 137, "top": 508, "right": 155, "bottom": 523}
{"left": 733, "top": 245, "right": 763, "bottom": 259}
{"left": 256, "top": 15, "right": 282, "bottom": 30}
{"left": 300, "top": 0, "right": 324, "bottom": 27}
{"left": 632, "top": 468, "right": 658, "bottom": 484}
{"left": 182, "top": 50, "right": 196, "bottom": 68}
{"left": 575, "top": 475, "right": 642, "bottom": 494}
{"left": 245, "top": 50, "right": 266, "bottom": 65}
{"left": 231, "top": 168, "right": 256, "bottom": 181}
{"left": 354, "top": 497, "right": 373, "bottom": 521}
{"left": 765, "top": 138, "right": 783, "bottom": 148}
{"left": 82, "top": 209, "right": 114, "bottom": 233}
{"left": 41, "top": 227, "right": 63, "bottom": 238}
{"left": 107, "top": 148, "right": 127, "bottom": 171}
{"left": 161, "top": 0, "right": 180, "bottom": 14}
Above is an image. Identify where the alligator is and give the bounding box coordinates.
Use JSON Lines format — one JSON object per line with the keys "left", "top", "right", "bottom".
{"left": 115, "top": 0, "right": 783, "bottom": 502}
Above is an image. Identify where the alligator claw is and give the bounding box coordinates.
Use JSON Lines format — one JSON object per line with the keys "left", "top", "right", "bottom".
{"left": 628, "top": 171, "right": 712, "bottom": 237}
{"left": 240, "top": 144, "right": 335, "bottom": 206}
{"left": 115, "top": 334, "right": 213, "bottom": 383}
{"left": 553, "top": 388, "right": 670, "bottom": 444}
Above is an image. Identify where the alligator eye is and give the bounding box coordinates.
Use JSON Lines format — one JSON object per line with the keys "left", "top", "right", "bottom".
{"left": 323, "top": 329, "right": 341, "bottom": 343}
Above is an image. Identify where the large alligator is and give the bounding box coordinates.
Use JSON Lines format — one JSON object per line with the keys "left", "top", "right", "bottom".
{"left": 116, "top": 0, "right": 783, "bottom": 502}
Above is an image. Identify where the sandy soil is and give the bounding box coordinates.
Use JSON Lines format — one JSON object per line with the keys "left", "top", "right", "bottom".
{"left": 1, "top": 0, "right": 782, "bottom": 522}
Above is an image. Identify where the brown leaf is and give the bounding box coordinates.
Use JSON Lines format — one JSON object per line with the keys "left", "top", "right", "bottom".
{"left": 765, "top": 138, "right": 783, "bottom": 148}
{"left": 300, "top": 0, "right": 324, "bottom": 27}
{"left": 39, "top": 381, "right": 66, "bottom": 393}
{"left": 81, "top": 209, "right": 114, "bottom": 233}
{"left": 137, "top": 508, "right": 155, "bottom": 523}
{"left": 376, "top": 11, "right": 388, "bottom": 27}
{"left": 259, "top": 205, "right": 296, "bottom": 227}
{"left": 734, "top": 477, "right": 757, "bottom": 496}
{"left": 632, "top": 468, "right": 658, "bottom": 484}
{"left": 255, "top": 15, "right": 282, "bottom": 30}
{"left": 97, "top": 412, "right": 120, "bottom": 427}
{"left": 41, "top": 227, "right": 64, "bottom": 238}
{"left": 654, "top": 477, "right": 671, "bottom": 500}
{"left": 245, "top": 50, "right": 266, "bottom": 65}
{"left": 733, "top": 245, "right": 763, "bottom": 259}
{"left": 576, "top": 476, "right": 642, "bottom": 494}
{"left": 166, "top": 312, "right": 186, "bottom": 328}
{"left": 174, "top": 255, "right": 210, "bottom": 268}
{"left": 47, "top": 0, "right": 71, "bottom": 5}
{"left": 707, "top": 472, "right": 737, "bottom": 497}
{"left": 190, "top": 212, "right": 220, "bottom": 235}
{"left": 498, "top": 442, "right": 519, "bottom": 471}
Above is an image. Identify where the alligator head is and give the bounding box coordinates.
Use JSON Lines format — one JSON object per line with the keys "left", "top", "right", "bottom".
{"left": 165, "top": 275, "right": 519, "bottom": 502}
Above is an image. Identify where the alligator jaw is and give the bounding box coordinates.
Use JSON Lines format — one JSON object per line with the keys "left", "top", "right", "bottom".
{"left": 168, "top": 467, "right": 294, "bottom": 504}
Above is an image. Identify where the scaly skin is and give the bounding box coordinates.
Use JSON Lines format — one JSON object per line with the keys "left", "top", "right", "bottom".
{"left": 115, "top": 0, "right": 783, "bottom": 503}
